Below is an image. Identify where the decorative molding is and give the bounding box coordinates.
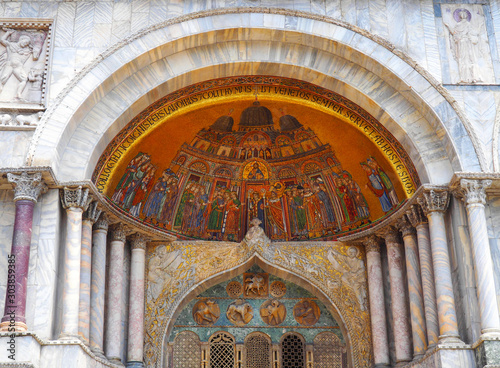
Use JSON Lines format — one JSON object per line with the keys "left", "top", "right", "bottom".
{"left": 93, "top": 213, "right": 109, "bottom": 232}
{"left": 418, "top": 190, "right": 450, "bottom": 215}
{"left": 7, "top": 171, "right": 47, "bottom": 202}
{"left": 109, "top": 223, "right": 126, "bottom": 243}
{"left": 363, "top": 236, "right": 381, "bottom": 253}
{"left": 60, "top": 186, "right": 91, "bottom": 211}
{"left": 459, "top": 179, "right": 492, "bottom": 206}
{"left": 129, "top": 232, "right": 147, "bottom": 250}
{"left": 406, "top": 204, "right": 427, "bottom": 227}
{"left": 83, "top": 201, "right": 101, "bottom": 224}
{"left": 396, "top": 215, "right": 416, "bottom": 237}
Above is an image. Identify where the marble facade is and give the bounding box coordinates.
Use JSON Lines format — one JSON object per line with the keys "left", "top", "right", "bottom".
{"left": 1, "top": 1, "right": 500, "bottom": 368}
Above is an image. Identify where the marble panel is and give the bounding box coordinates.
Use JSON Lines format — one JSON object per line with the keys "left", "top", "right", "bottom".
{"left": 74, "top": 2, "right": 95, "bottom": 49}
{"left": 20, "top": 2, "right": 39, "bottom": 18}
{"left": 325, "top": 0, "right": 341, "bottom": 19}
{"left": 0, "top": 131, "right": 33, "bottom": 168}
{"left": 340, "top": 0, "right": 357, "bottom": 25}
{"left": 55, "top": 3, "right": 76, "bottom": 48}
{"left": 0, "top": 335, "right": 41, "bottom": 364}
{"left": 3, "top": 2, "right": 22, "bottom": 18}
{"left": 0, "top": 190, "right": 15, "bottom": 318}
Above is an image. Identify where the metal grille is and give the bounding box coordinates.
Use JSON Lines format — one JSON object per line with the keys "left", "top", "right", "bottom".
{"left": 313, "top": 332, "right": 346, "bottom": 368}
{"left": 226, "top": 281, "right": 243, "bottom": 298}
{"left": 173, "top": 331, "right": 201, "bottom": 368}
{"left": 281, "top": 334, "right": 305, "bottom": 368}
{"left": 209, "top": 332, "right": 235, "bottom": 368}
{"left": 245, "top": 333, "right": 271, "bottom": 368}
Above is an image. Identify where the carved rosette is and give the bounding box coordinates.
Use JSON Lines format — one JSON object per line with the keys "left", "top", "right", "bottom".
{"left": 417, "top": 190, "right": 450, "bottom": 215}
{"left": 60, "top": 186, "right": 91, "bottom": 211}
{"left": 129, "top": 233, "right": 147, "bottom": 250}
{"left": 459, "top": 179, "right": 492, "bottom": 206}
{"left": 93, "top": 213, "right": 109, "bottom": 232}
{"left": 109, "top": 223, "right": 126, "bottom": 243}
{"left": 83, "top": 201, "right": 101, "bottom": 224}
{"left": 363, "top": 236, "right": 381, "bottom": 254}
{"left": 406, "top": 204, "right": 427, "bottom": 227}
{"left": 7, "top": 172, "right": 47, "bottom": 202}
{"left": 396, "top": 215, "right": 415, "bottom": 238}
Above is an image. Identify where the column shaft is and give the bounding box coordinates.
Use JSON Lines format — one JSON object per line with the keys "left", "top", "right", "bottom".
{"left": 384, "top": 230, "right": 412, "bottom": 363}
{"left": 105, "top": 224, "right": 126, "bottom": 364}
{"left": 127, "top": 234, "right": 147, "bottom": 367}
{"left": 365, "top": 237, "right": 390, "bottom": 366}
{"left": 415, "top": 223, "right": 439, "bottom": 347}
{"left": 78, "top": 219, "right": 93, "bottom": 344}
{"left": 90, "top": 216, "right": 108, "bottom": 357}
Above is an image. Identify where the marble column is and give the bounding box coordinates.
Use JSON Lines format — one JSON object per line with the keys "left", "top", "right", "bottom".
{"left": 127, "top": 233, "right": 147, "bottom": 368}
{"left": 381, "top": 227, "right": 412, "bottom": 364}
{"left": 90, "top": 214, "right": 108, "bottom": 358}
{"left": 105, "top": 223, "right": 126, "bottom": 365}
{"left": 364, "top": 236, "right": 390, "bottom": 367}
{"left": 406, "top": 205, "right": 439, "bottom": 348}
{"left": 459, "top": 179, "right": 500, "bottom": 337}
{"left": 418, "top": 190, "right": 462, "bottom": 344}
{"left": 60, "top": 186, "right": 91, "bottom": 340}
{"left": 0, "top": 172, "right": 46, "bottom": 332}
{"left": 397, "top": 216, "right": 427, "bottom": 359}
{"left": 78, "top": 201, "right": 101, "bottom": 345}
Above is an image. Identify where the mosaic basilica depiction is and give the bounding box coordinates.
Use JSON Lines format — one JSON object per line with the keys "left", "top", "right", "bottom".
{"left": 1, "top": 2, "right": 500, "bottom": 368}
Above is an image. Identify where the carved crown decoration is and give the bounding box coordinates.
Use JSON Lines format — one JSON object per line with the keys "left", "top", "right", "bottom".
{"left": 7, "top": 171, "right": 47, "bottom": 202}
{"left": 459, "top": 179, "right": 492, "bottom": 206}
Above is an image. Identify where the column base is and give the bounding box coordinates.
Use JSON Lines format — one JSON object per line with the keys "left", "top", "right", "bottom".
{"left": 107, "top": 357, "right": 125, "bottom": 366}
{"left": 438, "top": 334, "right": 465, "bottom": 346}
{"left": 480, "top": 329, "right": 500, "bottom": 339}
{"left": 0, "top": 320, "right": 27, "bottom": 332}
{"left": 91, "top": 347, "right": 107, "bottom": 361}
{"left": 58, "top": 332, "right": 81, "bottom": 341}
{"left": 126, "top": 362, "right": 145, "bottom": 368}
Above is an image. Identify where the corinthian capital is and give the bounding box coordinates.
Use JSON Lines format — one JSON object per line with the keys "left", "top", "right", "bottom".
{"left": 459, "top": 179, "right": 492, "bottom": 206}
{"left": 363, "top": 236, "right": 381, "bottom": 253}
{"left": 377, "top": 226, "right": 400, "bottom": 244}
{"left": 7, "top": 172, "right": 47, "bottom": 202}
{"left": 83, "top": 201, "right": 102, "bottom": 224}
{"left": 60, "top": 186, "right": 91, "bottom": 210}
{"left": 129, "top": 233, "right": 147, "bottom": 250}
{"left": 406, "top": 204, "right": 427, "bottom": 227}
{"left": 109, "top": 223, "right": 126, "bottom": 243}
{"left": 396, "top": 215, "right": 415, "bottom": 237}
{"left": 417, "top": 190, "right": 450, "bottom": 215}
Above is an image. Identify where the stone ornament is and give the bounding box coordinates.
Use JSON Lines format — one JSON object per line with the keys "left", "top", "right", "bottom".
{"left": 244, "top": 273, "right": 268, "bottom": 298}
{"left": 418, "top": 190, "right": 450, "bottom": 214}
{"left": 459, "top": 179, "right": 492, "bottom": 206}
{"left": 60, "top": 186, "right": 91, "bottom": 210}
{"left": 260, "top": 299, "right": 286, "bottom": 326}
{"left": 7, "top": 171, "right": 46, "bottom": 202}
{"left": 109, "top": 223, "right": 126, "bottom": 243}
{"left": 442, "top": 4, "right": 494, "bottom": 84}
{"left": 406, "top": 204, "right": 427, "bottom": 227}
{"left": 0, "top": 111, "right": 42, "bottom": 129}
{"left": 363, "top": 235, "right": 380, "bottom": 253}
{"left": 396, "top": 216, "right": 415, "bottom": 237}
{"left": 93, "top": 213, "right": 109, "bottom": 231}
{"left": 293, "top": 299, "right": 321, "bottom": 326}
{"left": 83, "top": 201, "right": 101, "bottom": 224}
{"left": 226, "top": 281, "right": 243, "bottom": 298}
{"left": 192, "top": 299, "right": 220, "bottom": 326}
{"left": 226, "top": 299, "right": 253, "bottom": 326}
{"left": 269, "top": 281, "right": 287, "bottom": 298}
{"left": 129, "top": 233, "right": 147, "bottom": 250}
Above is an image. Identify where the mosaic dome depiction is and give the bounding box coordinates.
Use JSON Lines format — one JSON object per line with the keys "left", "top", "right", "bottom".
{"left": 93, "top": 77, "right": 419, "bottom": 242}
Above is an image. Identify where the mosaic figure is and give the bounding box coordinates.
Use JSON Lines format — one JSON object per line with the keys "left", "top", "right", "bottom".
{"left": 361, "top": 162, "right": 392, "bottom": 213}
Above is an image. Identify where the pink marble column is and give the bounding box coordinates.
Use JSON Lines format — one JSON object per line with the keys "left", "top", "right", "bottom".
{"left": 105, "top": 223, "right": 126, "bottom": 365}
{"left": 406, "top": 204, "right": 439, "bottom": 348}
{"left": 459, "top": 179, "right": 500, "bottom": 338}
{"left": 364, "top": 236, "right": 390, "bottom": 367}
{"left": 60, "top": 186, "right": 91, "bottom": 340}
{"left": 418, "top": 190, "right": 463, "bottom": 344}
{"left": 381, "top": 226, "right": 412, "bottom": 364}
{"left": 127, "top": 233, "right": 147, "bottom": 368}
{"left": 0, "top": 172, "right": 46, "bottom": 332}
{"left": 78, "top": 201, "right": 101, "bottom": 345}
{"left": 397, "top": 216, "right": 427, "bottom": 359}
{"left": 90, "top": 214, "right": 108, "bottom": 358}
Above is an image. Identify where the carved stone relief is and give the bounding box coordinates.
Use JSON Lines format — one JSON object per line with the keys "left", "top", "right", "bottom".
{"left": 243, "top": 273, "right": 268, "bottom": 298}
{"left": 226, "top": 281, "right": 243, "bottom": 298}
{"left": 260, "top": 299, "right": 286, "bottom": 326}
{"left": 192, "top": 299, "right": 220, "bottom": 326}
{"left": 226, "top": 299, "right": 253, "bottom": 326}
{"left": 441, "top": 4, "right": 495, "bottom": 84}
{"left": 293, "top": 299, "right": 321, "bottom": 326}
{"left": 269, "top": 280, "right": 287, "bottom": 298}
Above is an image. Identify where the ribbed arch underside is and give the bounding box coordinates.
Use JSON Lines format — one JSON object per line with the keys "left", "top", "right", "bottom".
{"left": 29, "top": 9, "right": 483, "bottom": 185}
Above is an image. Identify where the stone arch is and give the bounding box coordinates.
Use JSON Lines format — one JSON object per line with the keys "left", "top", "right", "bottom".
{"left": 157, "top": 252, "right": 359, "bottom": 368}
{"left": 27, "top": 8, "right": 484, "bottom": 188}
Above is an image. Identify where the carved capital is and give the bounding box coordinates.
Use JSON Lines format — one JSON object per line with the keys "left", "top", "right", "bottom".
{"left": 83, "top": 201, "right": 101, "bottom": 224}
{"left": 93, "top": 213, "right": 109, "bottom": 232}
{"left": 7, "top": 172, "right": 47, "bottom": 202}
{"left": 459, "top": 179, "right": 492, "bottom": 206}
{"left": 109, "top": 223, "right": 126, "bottom": 243}
{"left": 60, "top": 186, "right": 91, "bottom": 211}
{"left": 129, "top": 233, "right": 147, "bottom": 250}
{"left": 406, "top": 204, "right": 427, "bottom": 227}
{"left": 364, "top": 236, "right": 381, "bottom": 253}
{"left": 378, "top": 226, "right": 400, "bottom": 244}
{"left": 417, "top": 190, "right": 450, "bottom": 215}
{"left": 396, "top": 215, "right": 415, "bottom": 237}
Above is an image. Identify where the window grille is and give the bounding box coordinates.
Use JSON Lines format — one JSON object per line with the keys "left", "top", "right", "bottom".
{"left": 281, "top": 334, "right": 305, "bottom": 368}
{"left": 173, "top": 331, "right": 201, "bottom": 368}
{"left": 313, "top": 332, "right": 346, "bottom": 368}
{"left": 245, "top": 333, "right": 271, "bottom": 368}
{"left": 209, "top": 332, "right": 235, "bottom": 368}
